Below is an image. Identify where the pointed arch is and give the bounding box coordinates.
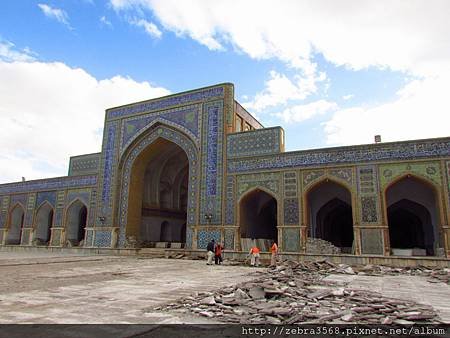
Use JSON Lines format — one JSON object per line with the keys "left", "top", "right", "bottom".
{"left": 65, "top": 198, "right": 88, "bottom": 246}
{"left": 304, "top": 178, "right": 355, "bottom": 253}
{"left": 383, "top": 173, "right": 444, "bottom": 256}
{"left": 116, "top": 124, "right": 199, "bottom": 247}
{"left": 6, "top": 203, "right": 25, "bottom": 245}
{"left": 34, "top": 201, "right": 54, "bottom": 244}
{"left": 238, "top": 187, "right": 278, "bottom": 246}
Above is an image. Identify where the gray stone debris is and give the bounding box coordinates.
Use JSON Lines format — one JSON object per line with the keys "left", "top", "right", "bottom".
{"left": 161, "top": 259, "right": 445, "bottom": 324}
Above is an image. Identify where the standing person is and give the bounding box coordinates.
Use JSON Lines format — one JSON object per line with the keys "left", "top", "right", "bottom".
{"left": 249, "top": 245, "right": 260, "bottom": 267}
{"left": 215, "top": 242, "right": 224, "bottom": 265}
{"left": 206, "top": 239, "right": 215, "bottom": 265}
{"left": 270, "top": 240, "right": 278, "bottom": 267}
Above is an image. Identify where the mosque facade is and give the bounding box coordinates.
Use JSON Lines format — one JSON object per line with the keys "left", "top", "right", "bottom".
{"left": 0, "top": 83, "right": 449, "bottom": 258}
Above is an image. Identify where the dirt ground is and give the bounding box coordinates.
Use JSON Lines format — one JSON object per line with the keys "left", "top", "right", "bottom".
{"left": 0, "top": 251, "right": 449, "bottom": 325}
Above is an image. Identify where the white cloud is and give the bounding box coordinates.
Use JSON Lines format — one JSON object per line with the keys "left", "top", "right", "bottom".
{"left": 323, "top": 74, "right": 450, "bottom": 146}
{"left": 0, "top": 41, "right": 36, "bottom": 62}
{"left": 243, "top": 70, "right": 326, "bottom": 112}
{"left": 108, "top": 1, "right": 450, "bottom": 146}
{"left": 276, "top": 100, "right": 338, "bottom": 123}
{"left": 342, "top": 94, "right": 354, "bottom": 100}
{"left": 130, "top": 18, "right": 162, "bottom": 39}
{"left": 0, "top": 58, "right": 170, "bottom": 184}
{"left": 38, "top": 3, "right": 71, "bottom": 28}
{"left": 108, "top": 0, "right": 450, "bottom": 77}
{"left": 100, "top": 16, "right": 113, "bottom": 27}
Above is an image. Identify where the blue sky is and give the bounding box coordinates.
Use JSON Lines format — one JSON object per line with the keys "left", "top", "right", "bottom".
{"left": 0, "top": 1, "right": 449, "bottom": 183}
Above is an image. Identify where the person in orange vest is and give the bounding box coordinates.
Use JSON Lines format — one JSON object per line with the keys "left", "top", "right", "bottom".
{"left": 270, "top": 240, "right": 278, "bottom": 266}
{"left": 249, "top": 245, "right": 260, "bottom": 267}
{"left": 215, "top": 242, "right": 224, "bottom": 265}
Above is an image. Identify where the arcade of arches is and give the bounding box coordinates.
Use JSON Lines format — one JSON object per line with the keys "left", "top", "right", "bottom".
{"left": 125, "top": 138, "right": 188, "bottom": 247}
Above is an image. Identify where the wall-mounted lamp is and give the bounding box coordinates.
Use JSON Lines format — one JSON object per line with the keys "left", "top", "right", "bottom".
{"left": 99, "top": 216, "right": 106, "bottom": 224}
{"left": 204, "top": 213, "right": 212, "bottom": 224}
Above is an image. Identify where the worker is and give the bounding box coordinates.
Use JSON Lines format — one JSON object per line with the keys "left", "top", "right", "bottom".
{"left": 249, "top": 245, "right": 260, "bottom": 267}
{"left": 215, "top": 242, "right": 224, "bottom": 265}
{"left": 206, "top": 239, "right": 215, "bottom": 265}
{"left": 270, "top": 240, "right": 278, "bottom": 266}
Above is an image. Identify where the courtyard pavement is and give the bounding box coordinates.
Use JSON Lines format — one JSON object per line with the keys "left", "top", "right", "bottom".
{"left": 0, "top": 251, "right": 449, "bottom": 324}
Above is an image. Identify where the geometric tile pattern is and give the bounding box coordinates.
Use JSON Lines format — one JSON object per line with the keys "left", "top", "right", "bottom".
{"left": 282, "top": 228, "right": 300, "bottom": 252}
{"left": 200, "top": 101, "right": 224, "bottom": 224}
{"left": 225, "top": 176, "right": 235, "bottom": 225}
{"left": 120, "top": 104, "right": 202, "bottom": 152}
{"left": 357, "top": 166, "right": 380, "bottom": 224}
{"left": 118, "top": 126, "right": 198, "bottom": 247}
{"left": 185, "top": 226, "right": 193, "bottom": 249}
{"left": 228, "top": 139, "right": 450, "bottom": 173}
{"left": 283, "top": 172, "right": 297, "bottom": 198}
{"left": 379, "top": 161, "right": 442, "bottom": 187}
{"left": 98, "top": 121, "right": 118, "bottom": 220}
{"left": 284, "top": 198, "right": 299, "bottom": 225}
{"left": 237, "top": 172, "right": 281, "bottom": 199}
{"left": 0, "top": 176, "right": 97, "bottom": 195}
{"left": 94, "top": 230, "right": 111, "bottom": 248}
{"left": 197, "top": 229, "right": 221, "bottom": 250}
{"left": 85, "top": 229, "right": 94, "bottom": 247}
{"left": 107, "top": 85, "right": 224, "bottom": 120}
{"left": 36, "top": 191, "right": 57, "bottom": 209}
{"left": 68, "top": 153, "right": 100, "bottom": 176}
{"left": 227, "top": 127, "right": 282, "bottom": 158}
{"left": 224, "top": 228, "right": 235, "bottom": 250}
{"left": 361, "top": 196, "right": 378, "bottom": 223}
{"left": 66, "top": 189, "right": 90, "bottom": 208}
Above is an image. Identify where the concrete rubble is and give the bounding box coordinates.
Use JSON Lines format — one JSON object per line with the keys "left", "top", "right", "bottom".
{"left": 160, "top": 260, "right": 448, "bottom": 324}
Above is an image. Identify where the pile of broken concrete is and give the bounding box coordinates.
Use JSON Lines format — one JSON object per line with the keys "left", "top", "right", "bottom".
{"left": 161, "top": 260, "right": 445, "bottom": 324}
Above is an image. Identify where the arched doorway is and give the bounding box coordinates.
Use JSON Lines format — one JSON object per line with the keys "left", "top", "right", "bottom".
{"left": 35, "top": 202, "right": 54, "bottom": 245}
{"left": 123, "top": 137, "right": 190, "bottom": 247}
{"left": 239, "top": 189, "right": 277, "bottom": 251}
{"left": 386, "top": 176, "right": 440, "bottom": 256}
{"left": 306, "top": 180, "right": 354, "bottom": 253}
{"left": 6, "top": 204, "right": 25, "bottom": 245}
{"left": 65, "top": 200, "right": 87, "bottom": 246}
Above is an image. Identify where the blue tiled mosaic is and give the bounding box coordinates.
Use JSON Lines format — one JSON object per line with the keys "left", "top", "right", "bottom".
{"left": 107, "top": 86, "right": 224, "bottom": 119}
{"left": 100, "top": 122, "right": 118, "bottom": 215}
{"left": 197, "top": 229, "right": 221, "bottom": 250}
{"left": 94, "top": 230, "right": 111, "bottom": 247}
{"left": 36, "top": 191, "right": 57, "bottom": 209}
{"left": 185, "top": 226, "right": 193, "bottom": 249}
{"left": 227, "top": 127, "right": 282, "bottom": 158}
{"left": 66, "top": 190, "right": 90, "bottom": 207}
{"left": 0, "top": 176, "right": 97, "bottom": 195}
{"left": 200, "top": 101, "right": 224, "bottom": 224}
{"left": 225, "top": 176, "right": 235, "bottom": 225}
{"left": 120, "top": 104, "right": 201, "bottom": 152}
{"left": 228, "top": 139, "right": 450, "bottom": 173}
{"left": 224, "top": 228, "right": 235, "bottom": 250}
